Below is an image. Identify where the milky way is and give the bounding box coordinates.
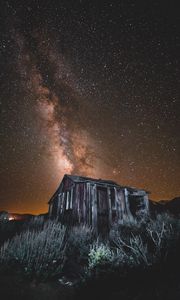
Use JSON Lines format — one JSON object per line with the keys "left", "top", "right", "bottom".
{"left": 14, "top": 30, "right": 105, "bottom": 178}
{"left": 0, "top": 1, "right": 180, "bottom": 213}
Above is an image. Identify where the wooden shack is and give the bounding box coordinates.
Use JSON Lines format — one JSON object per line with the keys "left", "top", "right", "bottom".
{"left": 48, "top": 174, "right": 149, "bottom": 233}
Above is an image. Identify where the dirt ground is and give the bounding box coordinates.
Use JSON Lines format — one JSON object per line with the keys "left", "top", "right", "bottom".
{"left": 0, "top": 275, "right": 75, "bottom": 300}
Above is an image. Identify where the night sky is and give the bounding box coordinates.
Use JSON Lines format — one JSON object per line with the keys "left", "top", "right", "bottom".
{"left": 0, "top": 0, "right": 180, "bottom": 214}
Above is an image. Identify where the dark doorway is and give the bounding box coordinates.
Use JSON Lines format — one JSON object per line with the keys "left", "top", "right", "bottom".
{"left": 128, "top": 195, "right": 145, "bottom": 217}
{"left": 97, "top": 187, "right": 109, "bottom": 235}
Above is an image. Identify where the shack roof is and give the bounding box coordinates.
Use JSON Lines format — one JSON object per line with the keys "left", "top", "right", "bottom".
{"left": 65, "top": 174, "right": 119, "bottom": 186}
{"left": 65, "top": 175, "right": 149, "bottom": 192}
{"left": 48, "top": 174, "right": 150, "bottom": 204}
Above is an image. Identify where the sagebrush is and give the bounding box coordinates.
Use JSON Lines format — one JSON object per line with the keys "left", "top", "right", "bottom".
{"left": 0, "top": 219, "right": 66, "bottom": 280}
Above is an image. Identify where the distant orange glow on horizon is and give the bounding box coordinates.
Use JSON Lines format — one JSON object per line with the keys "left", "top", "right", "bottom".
{"left": 1, "top": 172, "right": 179, "bottom": 215}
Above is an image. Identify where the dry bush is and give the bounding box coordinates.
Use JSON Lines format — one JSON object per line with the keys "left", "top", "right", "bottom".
{"left": 88, "top": 241, "right": 114, "bottom": 270}
{"left": 112, "top": 233, "right": 151, "bottom": 267}
{"left": 67, "top": 225, "right": 94, "bottom": 258}
{"left": 22, "top": 215, "right": 45, "bottom": 231}
{"left": 0, "top": 220, "right": 66, "bottom": 280}
{"left": 146, "top": 213, "right": 180, "bottom": 261}
{"left": 64, "top": 225, "right": 94, "bottom": 278}
{"left": 109, "top": 213, "right": 180, "bottom": 268}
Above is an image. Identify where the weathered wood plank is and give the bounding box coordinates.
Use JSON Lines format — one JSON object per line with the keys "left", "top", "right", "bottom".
{"left": 114, "top": 187, "right": 119, "bottom": 219}
{"left": 85, "top": 182, "right": 89, "bottom": 224}
{"left": 66, "top": 191, "right": 69, "bottom": 210}
{"left": 83, "top": 184, "right": 86, "bottom": 222}
{"left": 61, "top": 192, "right": 65, "bottom": 213}
{"left": 87, "top": 182, "right": 91, "bottom": 226}
{"left": 70, "top": 187, "right": 73, "bottom": 209}
{"left": 116, "top": 190, "right": 121, "bottom": 220}
{"left": 77, "top": 184, "right": 80, "bottom": 223}
{"left": 124, "top": 188, "right": 133, "bottom": 221}
{"left": 119, "top": 189, "right": 126, "bottom": 219}
{"left": 57, "top": 193, "right": 61, "bottom": 216}
{"left": 143, "top": 194, "right": 149, "bottom": 212}
{"left": 91, "top": 184, "right": 94, "bottom": 228}
{"left": 92, "top": 184, "right": 97, "bottom": 231}
{"left": 107, "top": 187, "right": 112, "bottom": 225}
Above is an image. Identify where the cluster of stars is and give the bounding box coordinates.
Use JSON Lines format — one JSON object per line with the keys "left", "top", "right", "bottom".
{"left": 0, "top": 1, "right": 179, "bottom": 213}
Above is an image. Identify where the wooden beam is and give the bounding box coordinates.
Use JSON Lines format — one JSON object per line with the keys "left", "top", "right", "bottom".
{"left": 61, "top": 192, "right": 65, "bottom": 213}
{"left": 92, "top": 184, "right": 97, "bottom": 232}
{"left": 107, "top": 187, "right": 112, "bottom": 225}
{"left": 117, "top": 190, "right": 121, "bottom": 219}
{"left": 87, "top": 182, "right": 91, "bottom": 226}
{"left": 77, "top": 185, "right": 80, "bottom": 223}
{"left": 85, "top": 182, "right": 90, "bottom": 225}
{"left": 66, "top": 191, "right": 69, "bottom": 210}
{"left": 124, "top": 188, "right": 133, "bottom": 221}
{"left": 143, "top": 194, "right": 149, "bottom": 213}
{"left": 83, "top": 184, "right": 86, "bottom": 222}
{"left": 57, "top": 193, "right": 61, "bottom": 216}
{"left": 130, "top": 191, "right": 146, "bottom": 196}
{"left": 120, "top": 189, "right": 126, "bottom": 219}
{"left": 70, "top": 187, "right": 73, "bottom": 209}
{"left": 114, "top": 187, "right": 119, "bottom": 219}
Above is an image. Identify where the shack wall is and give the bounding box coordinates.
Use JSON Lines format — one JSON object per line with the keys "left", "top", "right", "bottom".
{"left": 49, "top": 177, "right": 149, "bottom": 232}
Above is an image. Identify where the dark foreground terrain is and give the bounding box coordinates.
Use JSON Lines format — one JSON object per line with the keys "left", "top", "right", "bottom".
{"left": 0, "top": 212, "right": 180, "bottom": 300}
{"left": 0, "top": 264, "right": 180, "bottom": 300}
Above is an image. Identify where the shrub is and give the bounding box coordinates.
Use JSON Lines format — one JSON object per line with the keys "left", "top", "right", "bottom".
{"left": 68, "top": 225, "right": 94, "bottom": 259}
{"left": 146, "top": 213, "right": 180, "bottom": 262}
{"left": 0, "top": 219, "right": 19, "bottom": 246}
{"left": 64, "top": 225, "right": 94, "bottom": 278}
{"left": 0, "top": 220, "right": 66, "bottom": 280}
{"left": 22, "top": 215, "right": 45, "bottom": 232}
{"left": 110, "top": 213, "right": 180, "bottom": 268}
{"left": 113, "top": 233, "right": 151, "bottom": 267}
{"left": 109, "top": 216, "right": 148, "bottom": 246}
{"left": 88, "top": 241, "right": 114, "bottom": 270}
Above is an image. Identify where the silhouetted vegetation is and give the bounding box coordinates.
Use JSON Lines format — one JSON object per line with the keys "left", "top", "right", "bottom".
{"left": 0, "top": 213, "right": 180, "bottom": 299}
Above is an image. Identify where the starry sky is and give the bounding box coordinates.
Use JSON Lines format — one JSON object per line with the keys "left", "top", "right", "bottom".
{"left": 0, "top": 0, "right": 180, "bottom": 214}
